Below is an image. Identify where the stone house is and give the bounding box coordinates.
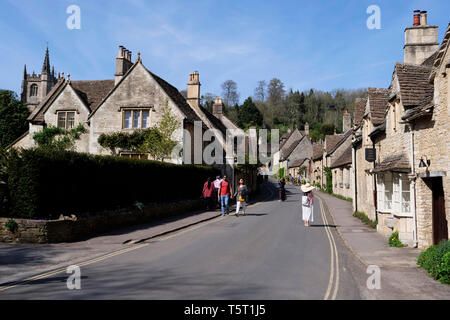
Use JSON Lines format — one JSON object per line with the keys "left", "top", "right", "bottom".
{"left": 330, "top": 143, "right": 353, "bottom": 199}
{"left": 358, "top": 11, "right": 449, "bottom": 248}
{"left": 352, "top": 88, "right": 389, "bottom": 221}
{"left": 11, "top": 46, "right": 246, "bottom": 179}
{"left": 311, "top": 141, "right": 324, "bottom": 186}
{"left": 278, "top": 129, "right": 303, "bottom": 176}
{"left": 286, "top": 134, "right": 313, "bottom": 181}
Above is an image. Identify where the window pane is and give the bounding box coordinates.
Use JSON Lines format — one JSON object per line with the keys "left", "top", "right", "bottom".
{"left": 67, "top": 112, "right": 75, "bottom": 129}
{"left": 124, "top": 111, "right": 131, "bottom": 128}
{"left": 384, "top": 173, "right": 392, "bottom": 210}
{"left": 401, "top": 177, "right": 410, "bottom": 213}
{"left": 58, "top": 112, "right": 66, "bottom": 128}
{"left": 133, "top": 110, "right": 140, "bottom": 128}
{"left": 142, "top": 110, "right": 149, "bottom": 128}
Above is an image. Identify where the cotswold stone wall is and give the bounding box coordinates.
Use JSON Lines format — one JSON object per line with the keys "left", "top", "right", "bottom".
{"left": 414, "top": 51, "right": 450, "bottom": 249}
{"left": 355, "top": 142, "right": 376, "bottom": 220}
{"left": 0, "top": 199, "right": 203, "bottom": 243}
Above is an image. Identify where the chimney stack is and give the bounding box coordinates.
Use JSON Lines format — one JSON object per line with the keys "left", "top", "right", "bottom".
{"left": 115, "top": 46, "right": 134, "bottom": 85}
{"left": 404, "top": 10, "right": 438, "bottom": 65}
{"left": 212, "top": 97, "right": 223, "bottom": 118}
{"left": 342, "top": 109, "right": 351, "bottom": 132}
{"left": 186, "top": 71, "right": 201, "bottom": 110}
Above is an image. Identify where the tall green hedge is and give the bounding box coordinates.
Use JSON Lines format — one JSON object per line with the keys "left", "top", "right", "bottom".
{"left": 6, "top": 149, "right": 219, "bottom": 219}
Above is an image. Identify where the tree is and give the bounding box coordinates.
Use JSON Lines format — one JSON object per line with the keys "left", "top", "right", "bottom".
{"left": 221, "top": 80, "right": 239, "bottom": 106}
{"left": 237, "top": 97, "right": 263, "bottom": 129}
{"left": 140, "top": 100, "right": 181, "bottom": 161}
{"left": 254, "top": 80, "right": 267, "bottom": 102}
{"left": 33, "top": 124, "right": 87, "bottom": 151}
{"left": 267, "top": 78, "right": 285, "bottom": 107}
{"left": 98, "top": 130, "right": 149, "bottom": 155}
{"left": 0, "top": 90, "right": 30, "bottom": 148}
{"left": 200, "top": 93, "right": 216, "bottom": 113}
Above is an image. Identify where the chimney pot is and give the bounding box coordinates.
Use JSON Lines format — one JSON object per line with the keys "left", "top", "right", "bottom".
{"left": 413, "top": 10, "right": 420, "bottom": 26}
{"left": 420, "top": 10, "right": 427, "bottom": 26}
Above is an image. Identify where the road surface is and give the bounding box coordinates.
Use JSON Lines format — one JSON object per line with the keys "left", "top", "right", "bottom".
{"left": 0, "top": 181, "right": 363, "bottom": 299}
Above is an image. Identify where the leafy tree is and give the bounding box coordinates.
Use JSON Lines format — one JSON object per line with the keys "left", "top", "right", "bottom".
{"left": 267, "top": 78, "right": 285, "bottom": 107}
{"left": 140, "top": 100, "right": 181, "bottom": 161}
{"left": 237, "top": 97, "right": 263, "bottom": 129}
{"left": 98, "top": 130, "right": 149, "bottom": 155}
{"left": 200, "top": 93, "right": 216, "bottom": 113}
{"left": 221, "top": 80, "right": 239, "bottom": 106}
{"left": 0, "top": 90, "right": 30, "bottom": 148}
{"left": 33, "top": 124, "right": 87, "bottom": 151}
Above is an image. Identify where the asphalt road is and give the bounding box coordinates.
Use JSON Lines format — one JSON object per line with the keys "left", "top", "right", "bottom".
{"left": 1, "top": 181, "right": 362, "bottom": 299}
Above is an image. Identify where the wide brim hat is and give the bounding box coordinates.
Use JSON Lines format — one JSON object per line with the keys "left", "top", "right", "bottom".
{"left": 301, "top": 183, "right": 315, "bottom": 193}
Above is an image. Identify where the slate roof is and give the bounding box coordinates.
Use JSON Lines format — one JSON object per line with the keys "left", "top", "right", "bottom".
{"left": 330, "top": 144, "right": 352, "bottom": 168}
{"left": 200, "top": 107, "right": 228, "bottom": 136}
{"left": 326, "top": 129, "right": 352, "bottom": 155}
{"left": 28, "top": 78, "right": 66, "bottom": 122}
{"left": 372, "top": 154, "right": 410, "bottom": 173}
{"left": 324, "top": 135, "right": 343, "bottom": 154}
{"left": 354, "top": 97, "right": 367, "bottom": 126}
{"left": 429, "top": 23, "right": 450, "bottom": 81}
{"left": 421, "top": 50, "right": 439, "bottom": 67}
{"left": 394, "top": 63, "right": 434, "bottom": 108}
{"left": 288, "top": 157, "right": 307, "bottom": 168}
{"left": 281, "top": 134, "right": 303, "bottom": 160}
{"left": 312, "top": 142, "right": 323, "bottom": 161}
{"left": 366, "top": 88, "right": 389, "bottom": 125}
{"left": 368, "top": 122, "right": 386, "bottom": 138}
{"left": 71, "top": 80, "right": 115, "bottom": 112}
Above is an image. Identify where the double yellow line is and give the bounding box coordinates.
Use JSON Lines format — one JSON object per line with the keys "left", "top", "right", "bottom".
{"left": 319, "top": 198, "right": 340, "bottom": 300}
{"left": 0, "top": 243, "right": 149, "bottom": 292}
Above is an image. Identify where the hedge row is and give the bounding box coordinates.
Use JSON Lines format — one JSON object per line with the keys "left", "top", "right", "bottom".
{"left": 417, "top": 240, "right": 450, "bottom": 285}
{"left": 6, "top": 149, "right": 219, "bottom": 219}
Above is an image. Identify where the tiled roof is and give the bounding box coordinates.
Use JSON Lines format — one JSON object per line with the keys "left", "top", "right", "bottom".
{"left": 281, "top": 135, "right": 303, "bottom": 160}
{"left": 288, "top": 157, "right": 307, "bottom": 168}
{"left": 354, "top": 97, "right": 367, "bottom": 126}
{"left": 326, "top": 129, "right": 352, "bottom": 155}
{"left": 330, "top": 144, "right": 352, "bottom": 168}
{"left": 401, "top": 102, "right": 433, "bottom": 121}
{"left": 430, "top": 23, "right": 450, "bottom": 81}
{"left": 200, "top": 107, "right": 228, "bottom": 136}
{"left": 324, "top": 135, "right": 343, "bottom": 154}
{"left": 373, "top": 154, "right": 410, "bottom": 173}
{"left": 367, "top": 88, "right": 389, "bottom": 125}
{"left": 28, "top": 79, "right": 68, "bottom": 122}
{"left": 312, "top": 141, "right": 323, "bottom": 160}
{"left": 421, "top": 50, "right": 439, "bottom": 67}
{"left": 147, "top": 69, "right": 201, "bottom": 123}
{"left": 369, "top": 122, "right": 386, "bottom": 138}
{"left": 394, "top": 63, "right": 434, "bottom": 108}
{"left": 71, "top": 80, "right": 115, "bottom": 112}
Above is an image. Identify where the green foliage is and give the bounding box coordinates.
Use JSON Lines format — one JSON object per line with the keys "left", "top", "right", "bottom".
{"left": 333, "top": 193, "right": 352, "bottom": 202}
{"left": 33, "top": 124, "right": 87, "bottom": 151}
{"left": 389, "top": 231, "right": 405, "bottom": 247}
{"left": 309, "top": 122, "right": 337, "bottom": 142}
{"left": 140, "top": 101, "right": 181, "bottom": 161}
{"left": 278, "top": 167, "right": 285, "bottom": 178}
{"left": 5, "top": 148, "right": 219, "bottom": 219}
{"left": 418, "top": 240, "right": 450, "bottom": 284}
{"left": 98, "top": 129, "right": 150, "bottom": 155}
{"left": 0, "top": 90, "right": 30, "bottom": 148}
{"left": 324, "top": 167, "right": 332, "bottom": 194}
{"left": 5, "top": 218, "right": 18, "bottom": 233}
{"left": 237, "top": 97, "right": 263, "bottom": 129}
{"left": 353, "top": 211, "right": 377, "bottom": 229}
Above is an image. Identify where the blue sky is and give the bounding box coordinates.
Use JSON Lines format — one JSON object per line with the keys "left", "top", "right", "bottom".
{"left": 1, "top": 0, "right": 449, "bottom": 103}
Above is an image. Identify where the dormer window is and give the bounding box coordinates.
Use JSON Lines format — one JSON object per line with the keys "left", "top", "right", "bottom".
{"left": 30, "top": 84, "right": 38, "bottom": 97}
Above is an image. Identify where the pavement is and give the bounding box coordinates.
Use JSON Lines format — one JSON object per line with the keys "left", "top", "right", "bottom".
{"left": 314, "top": 190, "right": 450, "bottom": 299}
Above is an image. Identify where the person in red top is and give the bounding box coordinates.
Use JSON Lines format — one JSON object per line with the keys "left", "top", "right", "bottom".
{"left": 218, "top": 175, "right": 233, "bottom": 216}
{"left": 202, "top": 178, "right": 215, "bottom": 210}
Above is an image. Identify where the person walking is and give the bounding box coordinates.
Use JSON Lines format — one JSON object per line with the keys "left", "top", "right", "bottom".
{"left": 202, "top": 177, "right": 215, "bottom": 210}
{"left": 234, "top": 178, "right": 248, "bottom": 216}
{"left": 213, "top": 175, "right": 222, "bottom": 209}
{"left": 279, "top": 177, "right": 286, "bottom": 201}
{"left": 301, "top": 183, "right": 315, "bottom": 226}
{"left": 218, "top": 175, "right": 233, "bottom": 216}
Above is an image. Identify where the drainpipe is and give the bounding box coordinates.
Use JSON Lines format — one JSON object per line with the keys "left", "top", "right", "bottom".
{"left": 409, "top": 123, "right": 418, "bottom": 248}
{"left": 352, "top": 139, "right": 357, "bottom": 212}
{"left": 372, "top": 139, "right": 378, "bottom": 223}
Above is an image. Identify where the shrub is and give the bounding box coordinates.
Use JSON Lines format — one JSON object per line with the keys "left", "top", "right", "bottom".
{"left": 389, "top": 231, "right": 405, "bottom": 247}
{"left": 5, "top": 218, "right": 18, "bottom": 233}
{"left": 324, "top": 167, "right": 332, "bottom": 194}
{"left": 418, "top": 240, "right": 450, "bottom": 284}
{"left": 6, "top": 148, "right": 219, "bottom": 219}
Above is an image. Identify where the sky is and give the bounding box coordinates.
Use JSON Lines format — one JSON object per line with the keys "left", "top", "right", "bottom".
{"left": 1, "top": 0, "right": 449, "bottom": 103}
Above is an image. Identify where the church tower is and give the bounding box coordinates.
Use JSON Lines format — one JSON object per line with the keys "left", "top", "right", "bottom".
{"left": 20, "top": 46, "right": 58, "bottom": 112}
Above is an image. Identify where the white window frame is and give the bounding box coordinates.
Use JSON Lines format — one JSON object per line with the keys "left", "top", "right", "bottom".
{"left": 57, "top": 111, "right": 76, "bottom": 129}
{"left": 377, "top": 172, "right": 412, "bottom": 216}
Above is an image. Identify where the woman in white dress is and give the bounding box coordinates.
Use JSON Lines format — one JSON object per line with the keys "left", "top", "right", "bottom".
{"left": 301, "top": 183, "right": 315, "bottom": 227}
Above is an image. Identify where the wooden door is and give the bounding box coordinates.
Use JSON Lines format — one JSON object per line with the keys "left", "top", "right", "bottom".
{"left": 432, "top": 178, "right": 448, "bottom": 245}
